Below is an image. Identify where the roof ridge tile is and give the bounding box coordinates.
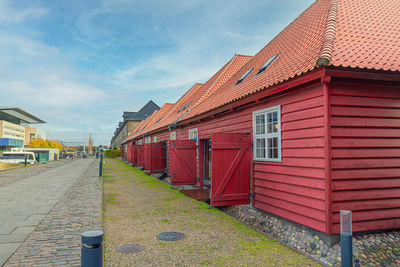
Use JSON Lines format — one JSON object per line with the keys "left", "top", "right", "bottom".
{"left": 316, "top": 0, "right": 338, "bottom": 66}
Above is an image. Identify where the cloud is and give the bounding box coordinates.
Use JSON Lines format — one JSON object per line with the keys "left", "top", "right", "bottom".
{"left": 0, "top": 33, "right": 106, "bottom": 108}
{"left": 0, "top": 34, "right": 59, "bottom": 65}
{"left": 0, "top": 0, "right": 48, "bottom": 23}
{"left": 0, "top": 0, "right": 315, "bottom": 145}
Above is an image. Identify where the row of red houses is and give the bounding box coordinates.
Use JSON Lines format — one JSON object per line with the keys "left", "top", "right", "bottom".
{"left": 120, "top": 0, "right": 400, "bottom": 237}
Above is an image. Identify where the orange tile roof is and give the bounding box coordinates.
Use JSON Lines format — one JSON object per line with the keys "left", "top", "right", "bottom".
{"left": 189, "top": 0, "right": 400, "bottom": 117}
{"left": 156, "top": 83, "right": 203, "bottom": 128}
{"left": 155, "top": 54, "right": 252, "bottom": 129}
{"left": 190, "top": 0, "right": 330, "bottom": 116}
{"left": 124, "top": 0, "right": 400, "bottom": 142}
{"left": 128, "top": 103, "right": 174, "bottom": 140}
{"left": 329, "top": 0, "right": 400, "bottom": 71}
{"left": 143, "top": 103, "right": 174, "bottom": 133}
{"left": 129, "top": 110, "right": 158, "bottom": 140}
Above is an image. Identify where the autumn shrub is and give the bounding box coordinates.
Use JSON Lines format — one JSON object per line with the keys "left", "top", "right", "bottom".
{"left": 104, "top": 149, "right": 121, "bottom": 158}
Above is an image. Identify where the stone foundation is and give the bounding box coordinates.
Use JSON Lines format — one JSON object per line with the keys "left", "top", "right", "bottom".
{"left": 221, "top": 205, "right": 400, "bottom": 267}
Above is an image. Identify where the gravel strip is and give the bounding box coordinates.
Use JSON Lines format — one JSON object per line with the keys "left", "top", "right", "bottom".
{"left": 103, "top": 159, "right": 320, "bottom": 266}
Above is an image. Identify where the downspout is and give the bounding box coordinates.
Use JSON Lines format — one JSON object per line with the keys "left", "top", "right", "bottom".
{"left": 317, "top": 0, "right": 338, "bottom": 236}
{"left": 322, "top": 74, "right": 333, "bottom": 235}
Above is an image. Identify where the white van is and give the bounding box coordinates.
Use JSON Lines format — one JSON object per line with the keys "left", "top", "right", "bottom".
{"left": 0, "top": 152, "right": 37, "bottom": 165}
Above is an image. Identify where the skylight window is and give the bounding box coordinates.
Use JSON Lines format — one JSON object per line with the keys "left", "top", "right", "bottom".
{"left": 155, "top": 116, "right": 163, "bottom": 124}
{"left": 257, "top": 54, "right": 279, "bottom": 75}
{"left": 235, "top": 68, "right": 254, "bottom": 86}
{"left": 177, "top": 101, "right": 192, "bottom": 113}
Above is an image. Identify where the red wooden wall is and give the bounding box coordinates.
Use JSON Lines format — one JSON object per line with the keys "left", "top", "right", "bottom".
{"left": 330, "top": 79, "right": 400, "bottom": 233}
{"left": 130, "top": 74, "right": 400, "bottom": 235}
{"left": 143, "top": 143, "right": 151, "bottom": 170}
{"left": 136, "top": 144, "right": 144, "bottom": 166}
{"left": 163, "top": 82, "right": 329, "bottom": 233}
{"left": 132, "top": 144, "right": 137, "bottom": 165}
{"left": 127, "top": 141, "right": 132, "bottom": 162}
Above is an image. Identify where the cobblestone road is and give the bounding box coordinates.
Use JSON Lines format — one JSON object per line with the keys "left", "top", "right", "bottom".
{"left": 0, "top": 158, "right": 102, "bottom": 266}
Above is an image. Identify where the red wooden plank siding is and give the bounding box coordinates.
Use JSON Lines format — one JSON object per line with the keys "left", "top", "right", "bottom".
{"left": 169, "top": 83, "right": 328, "bottom": 232}
{"left": 330, "top": 80, "right": 400, "bottom": 234}
{"left": 253, "top": 84, "right": 327, "bottom": 233}
{"left": 154, "top": 131, "right": 170, "bottom": 175}
{"left": 141, "top": 83, "right": 328, "bottom": 232}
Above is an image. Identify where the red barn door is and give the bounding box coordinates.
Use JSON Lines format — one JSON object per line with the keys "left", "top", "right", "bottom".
{"left": 150, "top": 142, "right": 166, "bottom": 174}
{"left": 136, "top": 145, "right": 144, "bottom": 166}
{"left": 169, "top": 140, "right": 197, "bottom": 185}
{"left": 143, "top": 143, "right": 151, "bottom": 170}
{"left": 127, "top": 142, "right": 132, "bottom": 162}
{"left": 211, "top": 133, "right": 251, "bottom": 207}
{"left": 132, "top": 144, "right": 137, "bottom": 165}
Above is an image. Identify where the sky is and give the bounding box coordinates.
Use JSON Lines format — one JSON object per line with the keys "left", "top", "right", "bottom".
{"left": 1, "top": 0, "right": 314, "bottom": 145}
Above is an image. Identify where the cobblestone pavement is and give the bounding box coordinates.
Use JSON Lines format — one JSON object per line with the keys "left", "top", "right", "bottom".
{"left": 0, "top": 158, "right": 102, "bottom": 266}
{"left": 0, "top": 159, "right": 77, "bottom": 188}
{"left": 224, "top": 206, "right": 400, "bottom": 267}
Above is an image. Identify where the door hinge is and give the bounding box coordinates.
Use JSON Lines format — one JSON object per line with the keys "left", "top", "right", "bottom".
{"left": 250, "top": 191, "right": 255, "bottom": 199}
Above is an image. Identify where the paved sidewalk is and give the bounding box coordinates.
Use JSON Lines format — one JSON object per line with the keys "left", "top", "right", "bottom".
{"left": 0, "top": 158, "right": 101, "bottom": 266}
{"left": 0, "top": 159, "right": 77, "bottom": 188}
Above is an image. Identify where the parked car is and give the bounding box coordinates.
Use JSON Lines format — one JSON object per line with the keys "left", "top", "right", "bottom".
{"left": 0, "top": 152, "right": 37, "bottom": 165}
{"left": 60, "top": 150, "right": 77, "bottom": 159}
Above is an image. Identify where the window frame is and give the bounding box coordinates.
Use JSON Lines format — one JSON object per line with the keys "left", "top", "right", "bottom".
{"left": 252, "top": 105, "right": 282, "bottom": 162}
{"left": 188, "top": 128, "right": 199, "bottom": 160}
{"left": 188, "top": 128, "right": 198, "bottom": 140}
{"left": 170, "top": 131, "right": 176, "bottom": 140}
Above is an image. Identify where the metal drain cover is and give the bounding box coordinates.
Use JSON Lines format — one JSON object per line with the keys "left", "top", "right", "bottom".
{"left": 116, "top": 244, "right": 145, "bottom": 253}
{"left": 156, "top": 232, "right": 185, "bottom": 241}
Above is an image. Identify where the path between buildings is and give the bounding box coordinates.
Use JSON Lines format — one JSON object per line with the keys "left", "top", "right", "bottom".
{"left": 0, "top": 158, "right": 102, "bottom": 266}
{"left": 103, "top": 159, "right": 320, "bottom": 266}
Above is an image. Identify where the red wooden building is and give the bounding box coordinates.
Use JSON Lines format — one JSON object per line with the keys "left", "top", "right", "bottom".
{"left": 121, "top": 0, "right": 400, "bottom": 237}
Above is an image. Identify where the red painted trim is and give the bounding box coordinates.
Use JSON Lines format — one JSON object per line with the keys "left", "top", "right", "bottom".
{"left": 326, "top": 67, "right": 400, "bottom": 82}
{"left": 184, "top": 68, "right": 325, "bottom": 126}
{"left": 199, "top": 139, "right": 204, "bottom": 188}
{"left": 146, "top": 68, "right": 325, "bottom": 137}
{"left": 322, "top": 73, "right": 333, "bottom": 235}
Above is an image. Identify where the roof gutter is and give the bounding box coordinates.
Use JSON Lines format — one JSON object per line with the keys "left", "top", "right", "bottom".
{"left": 146, "top": 67, "right": 325, "bottom": 137}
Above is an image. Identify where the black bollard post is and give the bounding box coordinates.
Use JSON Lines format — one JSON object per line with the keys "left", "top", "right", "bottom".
{"left": 81, "top": 230, "right": 103, "bottom": 267}
{"left": 340, "top": 210, "right": 353, "bottom": 267}
{"left": 99, "top": 154, "right": 103, "bottom": 177}
{"left": 24, "top": 155, "right": 27, "bottom": 166}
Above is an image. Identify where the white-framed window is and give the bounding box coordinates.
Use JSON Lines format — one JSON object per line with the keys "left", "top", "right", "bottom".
{"left": 153, "top": 136, "right": 157, "bottom": 142}
{"left": 170, "top": 131, "right": 176, "bottom": 140}
{"left": 145, "top": 137, "right": 152, "bottom": 144}
{"left": 189, "top": 128, "right": 199, "bottom": 159}
{"left": 252, "top": 105, "right": 281, "bottom": 161}
{"left": 188, "top": 128, "right": 198, "bottom": 140}
{"left": 137, "top": 140, "right": 143, "bottom": 145}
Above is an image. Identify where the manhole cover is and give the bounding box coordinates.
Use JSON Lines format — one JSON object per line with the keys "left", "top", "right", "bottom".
{"left": 156, "top": 232, "right": 185, "bottom": 241}
{"left": 116, "top": 244, "right": 145, "bottom": 253}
